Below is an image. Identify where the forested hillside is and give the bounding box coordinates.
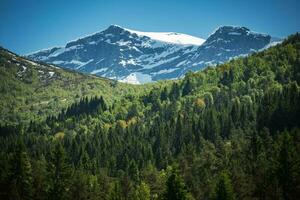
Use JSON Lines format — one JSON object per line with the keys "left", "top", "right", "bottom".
{"left": 0, "top": 48, "right": 159, "bottom": 124}
{"left": 0, "top": 33, "right": 300, "bottom": 200}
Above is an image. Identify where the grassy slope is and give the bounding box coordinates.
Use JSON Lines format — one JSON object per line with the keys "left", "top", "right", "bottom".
{"left": 0, "top": 47, "right": 169, "bottom": 124}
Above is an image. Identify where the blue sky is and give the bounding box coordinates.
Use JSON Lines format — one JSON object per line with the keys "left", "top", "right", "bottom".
{"left": 0, "top": 0, "right": 299, "bottom": 54}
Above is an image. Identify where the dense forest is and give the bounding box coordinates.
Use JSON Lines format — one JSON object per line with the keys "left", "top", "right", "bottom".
{"left": 0, "top": 33, "right": 300, "bottom": 200}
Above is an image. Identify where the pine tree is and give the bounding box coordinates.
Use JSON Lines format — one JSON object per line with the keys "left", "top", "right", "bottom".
{"left": 135, "top": 181, "right": 150, "bottom": 200}
{"left": 204, "top": 109, "right": 219, "bottom": 142}
{"left": 49, "top": 142, "right": 72, "bottom": 200}
{"left": 11, "top": 142, "right": 34, "bottom": 200}
{"left": 70, "top": 171, "right": 94, "bottom": 200}
{"left": 277, "top": 132, "right": 299, "bottom": 200}
{"left": 170, "top": 83, "right": 181, "bottom": 101}
{"left": 182, "top": 78, "right": 193, "bottom": 96}
{"left": 214, "top": 172, "right": 235, "bottom": 200}
{"left": 32, "top": 155, "right": 48, "bottom": 200}
{"left": 0, "top": 152, "right": 12, "bottom": 199}
{"left": 161, "top": 87, "right": 169, "bottom": 101}
{"left": 120, "top": 176, "right": 133, "bottom": 200}
{"left": 162, "top": 170, "right": 188, "bottom": 200}
{"left": 110, "top": 182, "right": 122, "bottom": 200}
{"left": 128, "top": 160, "right": 140, "bottom": 183}
{"left": 174, "top": 114, "right": 184, "bottom": 155}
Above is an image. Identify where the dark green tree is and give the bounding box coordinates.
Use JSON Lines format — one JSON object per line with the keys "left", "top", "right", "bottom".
{"left": 49, "top": 142, "right": 72, "bottom": 200}
{"left": 214, "top": 172, "right": 235, "bottom": 200}
{"left": 182, "top": 78, "right": 193, "bottom": 96}
{"left": 11, "top": 143, "right": 34, "bottom": 200}
{"left": 277, "top": 132, "right": 300, "bottom": 200}
{"left": 162, "top": 170, "right": 189, "bottom": 200}
{"left": 169, "top": 83, "right": 181, "bottom": 101}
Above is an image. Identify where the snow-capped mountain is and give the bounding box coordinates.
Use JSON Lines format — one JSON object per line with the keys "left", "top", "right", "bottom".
{"left": 27, "top": 25, "right": 278, "bottom": 84}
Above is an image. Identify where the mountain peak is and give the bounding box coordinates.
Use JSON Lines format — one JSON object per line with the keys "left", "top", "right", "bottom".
{"left": 106, "top": 24, "right": 126, "bottom": 31}
{"left": 204, "top": 26, "right": 271, "bottom": 47}
{"left": 199, "top": 26, "right": 272, "bottom": 63}
{"left": 210, "top": 25, "right": 269, "bottom": 38}
{"left": 216, "top": 25, "right": 249, "bottom": 33}
{"left": 40, "top": 24, "right": 204, "bottom": 51}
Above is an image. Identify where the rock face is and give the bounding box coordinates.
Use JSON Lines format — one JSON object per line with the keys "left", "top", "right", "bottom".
{"left": 27, "top": 25, "right": 275, "bottom": 84}
{"left": 182, "top": 26, "right": 272, "bottom": 71}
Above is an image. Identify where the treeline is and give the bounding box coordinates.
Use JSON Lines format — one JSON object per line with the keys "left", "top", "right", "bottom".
{"left": 0, "top": 33, "right": 300, "bottom": 199}
{"left": 55, "top": 96, "right": 107, "bottom": 120}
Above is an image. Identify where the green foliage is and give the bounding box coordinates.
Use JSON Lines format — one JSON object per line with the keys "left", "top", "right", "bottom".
{"left": 277, "top": 132, "right": 300, "bottom": 200}
{"left": 0, "top": 33, "right": 300, "bottom": 199}
{"left": 49, "top": 142, "right": 72, "bottom": 200}
{"left": 0, "top": 47, "right": 157, "bottom": 125}
{"left": 214, "top": 172, "right": 235, "bottom": 200}
{"left": 162, "top": 170, "right": 189, "bottom": 200}
{"left": 12, "top": 143, "right": 34, "bottom": 200}
{"left": 134, "top": 182, "right": 151, "bottom": 200}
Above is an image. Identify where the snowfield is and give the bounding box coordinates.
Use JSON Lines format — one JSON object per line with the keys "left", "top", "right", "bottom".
{"left": 124, "top": 26, "right": 205, "bottom": 46}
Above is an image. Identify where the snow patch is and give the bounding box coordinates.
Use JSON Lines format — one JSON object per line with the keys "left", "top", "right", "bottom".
{"left": 228, "top": 32, "right": 242, "bottom": 35}
{"left": 119, "top": 59, "right": 136, "bottom": 66}
{"left": 192, "top": 61, "right": 204, "bottom": 66}
{"left": 52, "top": 61, "right": 65, "bottom": 65}
{"left": 52, "top": 59, "right": 94, "bottom": 69}
{"left": 91, "top": 68, "right": 108, "bottom": 74}
{"left": 21, "top": 66, "right": 27, "bottom": 72}
{"left": 25, "top": 59, "right": 38, "bottom": 66}
{"left": 260, "top": 40, "right": 282, "bottom": 51}
{"left": 50, "top": 65, "right": 60, "bottom": 69}
{"left": 75, "top": 59, "right": 94, "bottom": 69}
{"left": 119, "top": 72, "right": 152, "bottom": 84}
{"left": 49, "top": 48, "right": 65, "bottom": 57}
{"left": 117, "top": 40, "right": 131, "bottom": 46}
{"left": 176, "top": 60, "right": 189, "bottom": 67}
{"left": 124, "top": 28, "right": 205, "bottom": 46}
{"left": 152, "top": 68, "right": 178, "bottom": 75}
{"left": 49, "top": 71, "right": 54, "bottom": 77}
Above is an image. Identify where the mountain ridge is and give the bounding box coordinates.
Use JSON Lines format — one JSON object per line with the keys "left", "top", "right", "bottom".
{"left": 27, "top": 25, "right": 279, "bottom": 84}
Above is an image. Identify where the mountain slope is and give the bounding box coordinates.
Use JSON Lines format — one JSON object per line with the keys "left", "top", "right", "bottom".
{"left": 27, "top": 25, "right": 276, "bottom": 84}
{"left": 0, "top": 47, "right": 156, "bottom": 124}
